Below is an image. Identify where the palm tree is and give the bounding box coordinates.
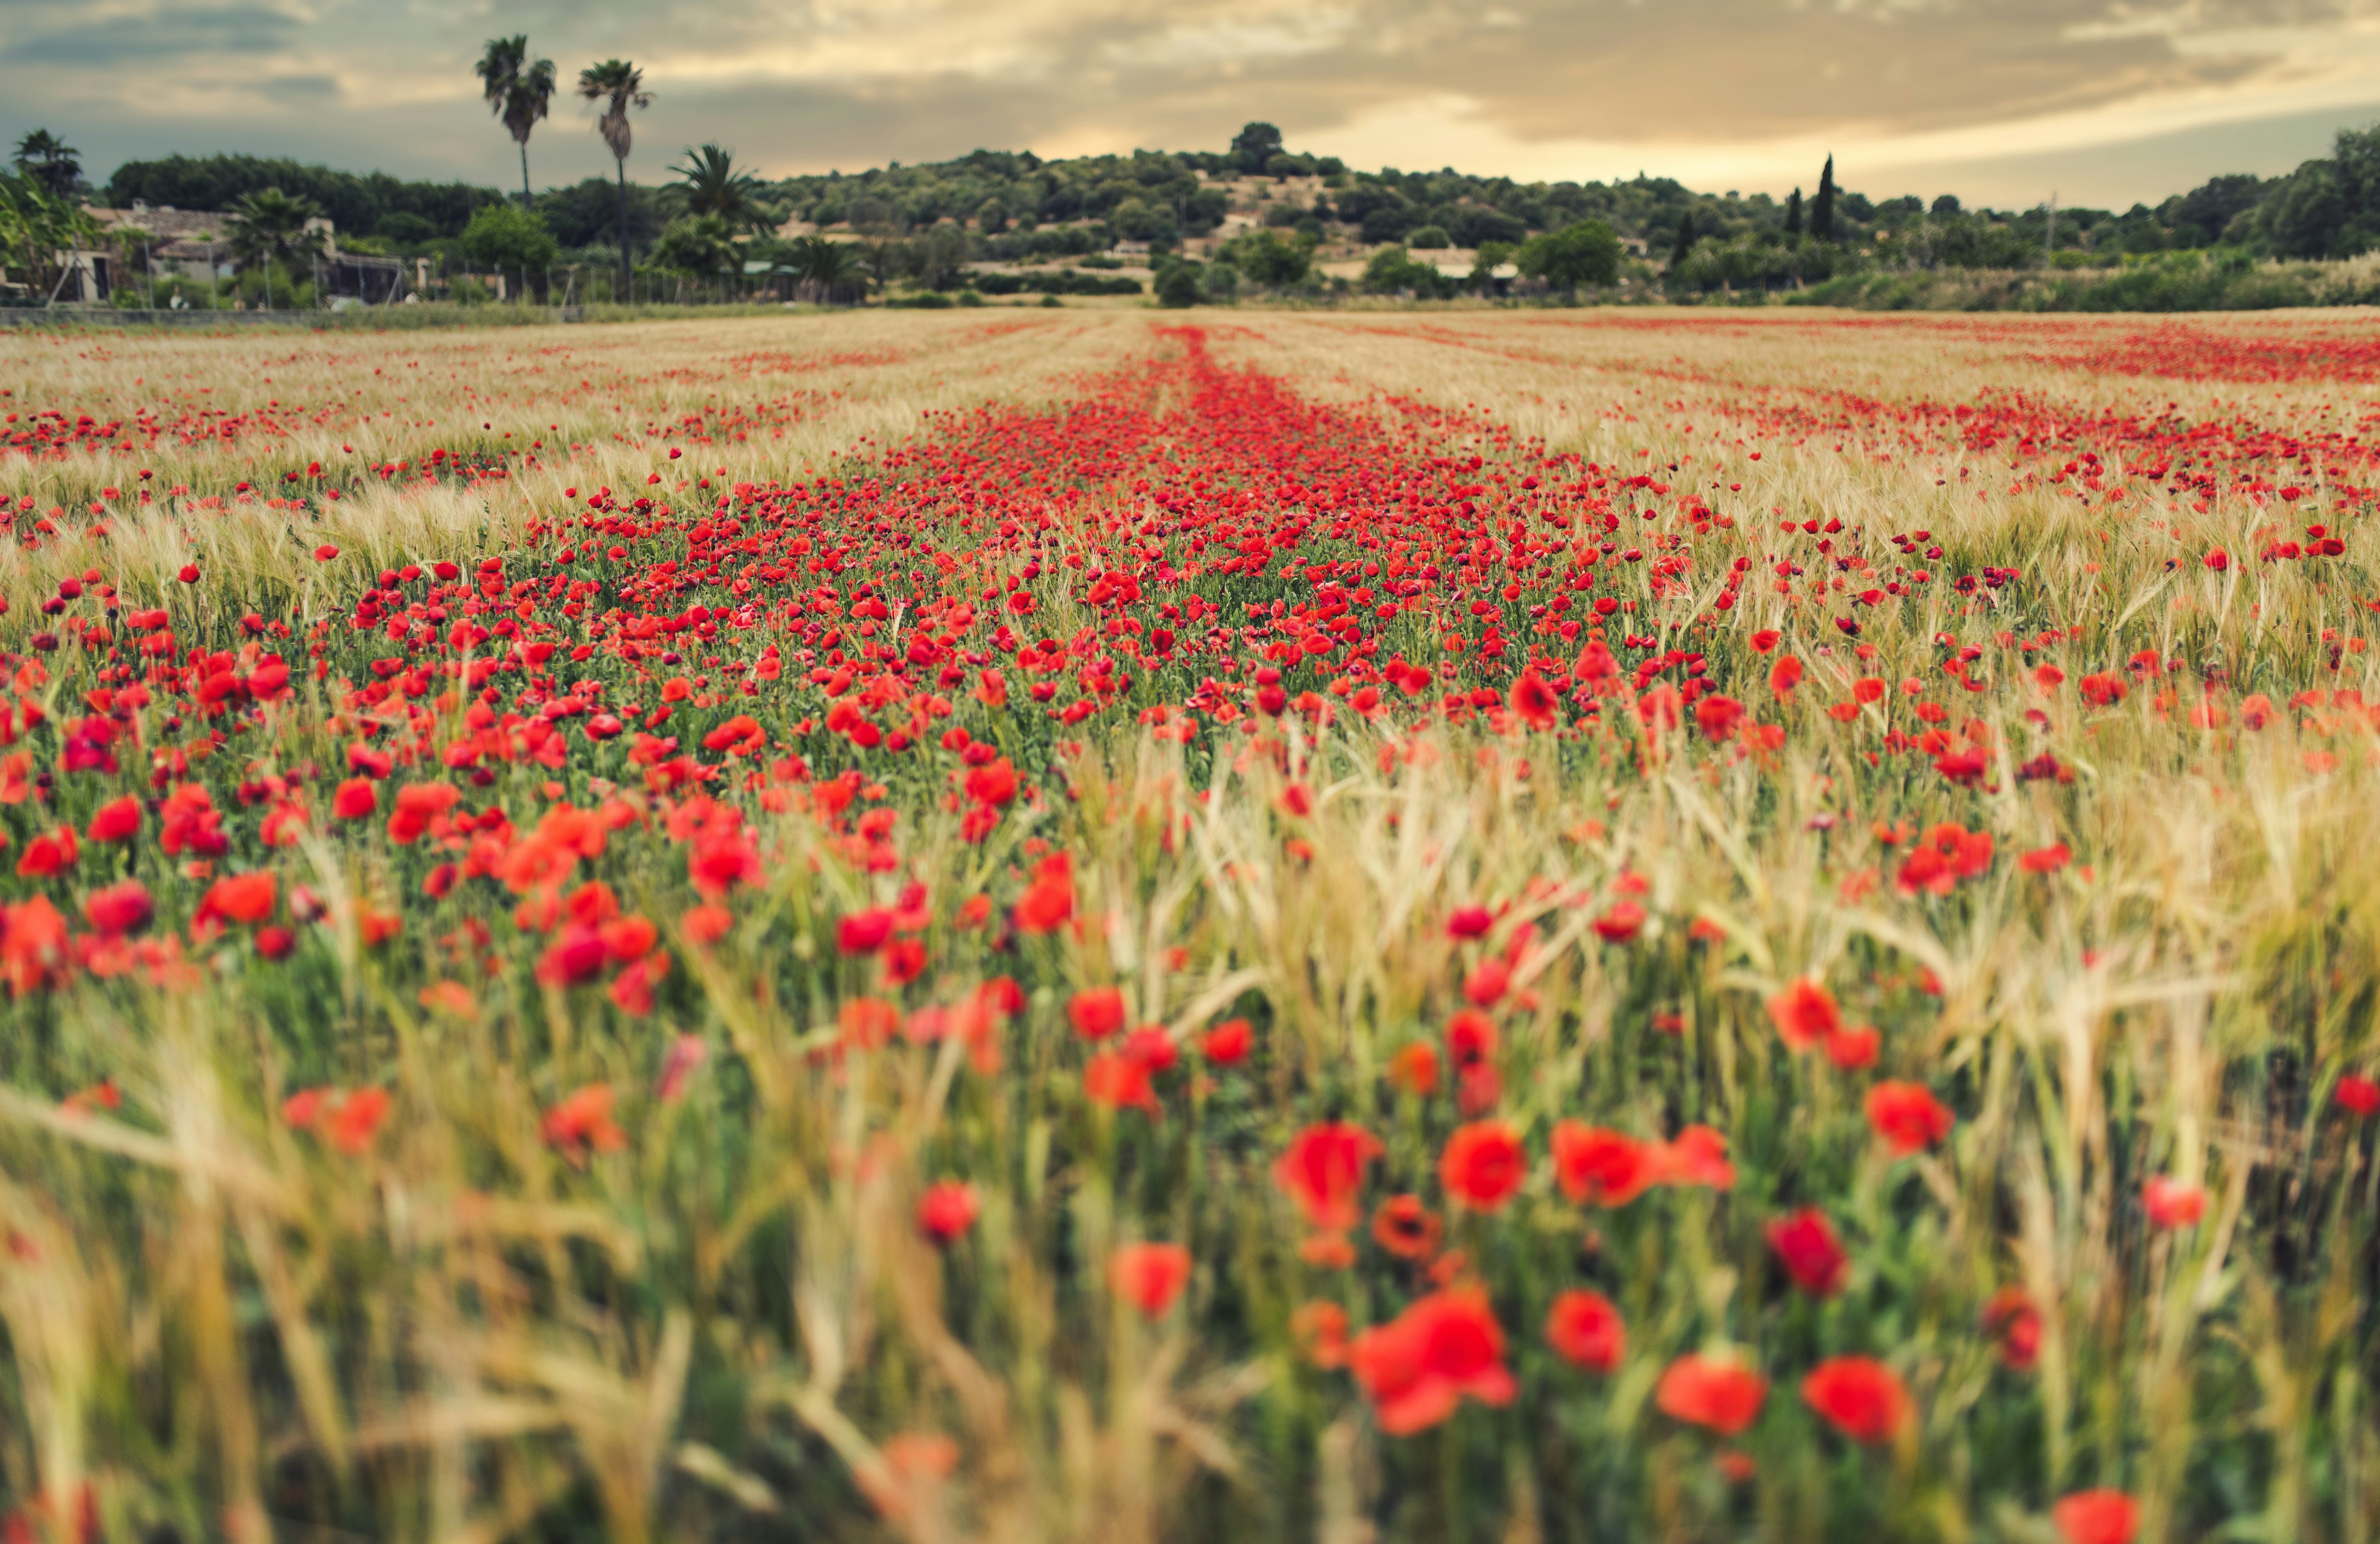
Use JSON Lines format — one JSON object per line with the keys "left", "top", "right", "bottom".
{"left": 577, "top": 59, "right": 651, "bottom": 293}
{"left": 788, "top": 235, "right": 862, "bottom": 305}
{"left": 10, "top": 130, "right": 81, "bottom": 200}
{"left": 225, "top": 188, "right": 326, "bottom": 310}
{"left": 476, "top": 36, "right": 556, "bottom": 208}
{"left": 674, "top": 144, "right": 769, "bottom": 233}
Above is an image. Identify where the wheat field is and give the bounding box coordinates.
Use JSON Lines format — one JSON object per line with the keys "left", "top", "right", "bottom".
{"left": 0, "top": 306, "right": 2376, "bottom": 1544}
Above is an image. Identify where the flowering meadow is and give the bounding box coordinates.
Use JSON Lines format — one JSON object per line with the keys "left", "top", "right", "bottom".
{"left": 1, "top": 308, "right": 2378, "bottom": 1543}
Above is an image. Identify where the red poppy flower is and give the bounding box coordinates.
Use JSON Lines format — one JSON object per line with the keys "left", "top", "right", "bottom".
{"left": 1109, "top": 1242, "right": 1192, "bottom": 1317}
{"left": 1592, "top": 900, "right": 1646, "bottom": 943}
{"left": 1510, "top": 669, "right": 1559, "bottom": 728}
{"left": 1823, "top": 1025, "right": 1880, "bottom": 1069}
{"left": 81, "top": 879, "right": 152, "bottom": 937}
{"left": 1657, "top": 1124, "right": 1737, "bottom": 1189}
{"left": 1083, "top": 1052, "right": 1157, "bottom": 1112}
{"left": 1446, "top": 905, "right": 1493, "bottom": 939}
{"left": 1654, "top": 1353, "right": 1768, "bottom": 1436}
{"left": 916, "top": 1181, "right": 980, "bottom": 1245}
{"left": 837, "top": 908, "right": 895, "bottom": 954}
{"left": 1446, "top": 1008, "right": 1497, "bottom": 1073}
{"left": 1462, "top": 957, "right": 1511, "bottom": 1007}
{"left": 1390, "top": 1041, "right": 1439, "bottom": 1094}
{"left": 1371, "top": 1194, "right": 1442, "bottom": 1259}
{"left": 1293, "top": 1300, "right": 1349, "bottom": 1368}
{"left": 1766, "top": 976, "right": 1842, "bottom": 1051}
{"left": 1766, "top": 1207, "right": 1849, "bottom": 1296}
{"left": 1438, "top": 1120, "right": 1526, "bottom": 1212}
{"left": 1545, "top": 1289, "right": 1626, "bottom": 1375}
{"left": 682, "top": 904, "right": 732, "bottom": 946}
{"left": 1013, "top": 853, "right": 1075, "bottom": 933}
{"left": 964, "top": 757, "right": 1019, "bottom": 807}
{"left": 1865, "top": 1081, "right": 1954, "bottom": 1155}
{"left": 1550, "top": 1122, "right": 1660, "bottom": 1207}
{"left": 2337, "top": 1074, "right": 2380, "bottom": 1118}
{"left": 1693, "top": 694, "right": 1745, "bottom": 742}
{"left": 1275, "top": 1121, "right": 1383, "bottom": 1231}
{"left": 200, "top": 870, "right": 276, "bottom": 927}
{"left": 1801, "top": 1355, "right": 1911, "bottom": 1445}
{"left": 542, "top": 1083, "right": 626, "bottom": 1155}
{"left": 1981, "top": 1286, "right": 2042, "bottom": 1371}
{"left": 1348, "top": 1285, "right": 1517, "bottom": 1435}
{"left": 1069, "top": 986, "right": 1127, "bottom": 1040}
{"left": 2142, "top": 1176, "right": 2206, "bottom": 1229}
{"left": 85, "top": 796, "right": 141, "bottom": 843}
{"left": 1201, "top": 1018, "right": 1252, "bottom": 1063}
{"left": 2052, "top": 1490, "right": 2140, "bottom": 1544}
{"left": 331, "top": 778, "right": 378, "bottom": 820}
{"left": 324, "top": 1088, "right": 391, "bottom": 1154}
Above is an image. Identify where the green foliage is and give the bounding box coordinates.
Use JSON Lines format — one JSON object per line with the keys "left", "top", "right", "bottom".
{"left": 1788, "top": 249, "right": 2380, "bottom": 311}
{"left": 11, "top": 129, "right": 81, "bottom": 199}
{"left": 373, "top": 212, "right": 438, "bottom": 246}
{"left": 674, "top": 144, "right": 772, "bottom": 233}
{"left": 0, "top": 167, "right": 98, "bottom": 293}
{"left": 1518, "top": 220, "right": 1622, "bottom": 295}
{"left": 534, "top": 178, "right": 669, "bottom": 251}
{"left": 1232, "top": 121, "right": 1286, "bottom": 175}
{"left": 1218, "top": 229, "right": 1313, "bottom": 287}
{"left": 104, "top": 155, "right": 504, "bottom": 240}
{"left": 651, "top": 213, "right": 739, "bottom": 276}
{"left": 1362, "top": 246, "right": 1457, "bottom": 298}
{"left": 1408, "top": 225, "right": 1450, "bottom": 250}
{"left": 459, "top": 204, "right": 560, "bottom": 271}
{"left": 1156, "top": 261, "right": 1203, "bottom": 307}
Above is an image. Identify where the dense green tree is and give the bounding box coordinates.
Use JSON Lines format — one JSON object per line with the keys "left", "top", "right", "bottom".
{"left": 1811, "top": 155, "right": 1837, "bottom": 243}
{"left": 2162, "top": 174, "right": 2264, "bottom": 247}
{"left": 535, "top": 177, "right": 665, "bottom": 250}
{"left": 653, "top": 213, "right": 738, "bottom": 276}
{"left": 1669, "top": 211, "right": 1694, "bottom": 270}
{"left": 1518, "top": 218, "right": 1621, "bottom": 297}
{"left": 1156, "top": 261, "right": 1202, "bottom": 307}
{"left": 1221, "top": 229, "right": 1311, "bottom": 285}
{"left": 1783, "top": 187, "right": 1802, "bottom": 236}
{"left": 1230, "top": 123, "right": 1285, "bottom": 176}
{"left": 578, "top": 58, "right": 652, "bottom": 287}
{"left": 459, "top": 204, "right": 559, "bottom": 273}
{"left": 104, "top": 155, "right": 501, "bottom": 238}
{"left": 2259, "top": 160, "right": 2356, "bottom": 258}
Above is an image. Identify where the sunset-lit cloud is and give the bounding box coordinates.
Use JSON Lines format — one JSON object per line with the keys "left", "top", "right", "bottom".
{"left": 3, "top": 0, "right": 2378, "bottom": 208}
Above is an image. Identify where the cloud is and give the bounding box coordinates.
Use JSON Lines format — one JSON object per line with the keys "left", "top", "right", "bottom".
{"left": 2, "top": 2, "right": 305, "bottom": 66}
{"left": 6, "top": 0, "right": 2380, "bottom": 208}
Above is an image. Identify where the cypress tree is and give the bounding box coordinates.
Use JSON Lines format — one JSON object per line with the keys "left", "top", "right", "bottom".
{"left": 1669, "top": 211, "right": 1695, "bottom": 269}
{"left": 1784, "top": 187, "right": 1803, "bottom": 236}
{"left": 1811, "top": 156, "right": 1836, "bottom": 243}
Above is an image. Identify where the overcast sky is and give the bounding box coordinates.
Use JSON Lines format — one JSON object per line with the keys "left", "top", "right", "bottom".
{"left": 6, "top": 0, "right": 2380, "bottom": 209}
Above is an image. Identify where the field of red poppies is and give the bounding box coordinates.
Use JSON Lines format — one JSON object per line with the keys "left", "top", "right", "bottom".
{"left": 0, "top": 308, "right": 2377, "bottom": 1544}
